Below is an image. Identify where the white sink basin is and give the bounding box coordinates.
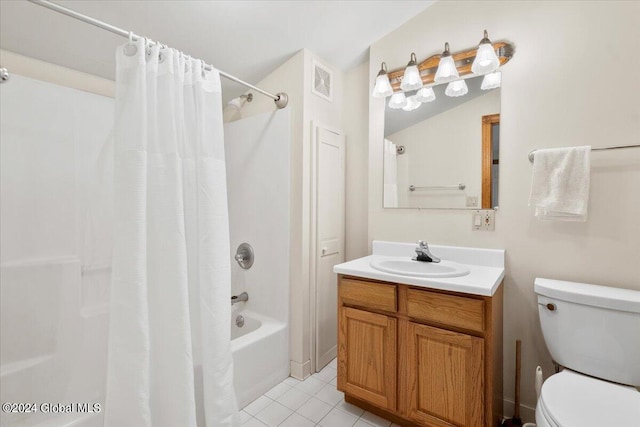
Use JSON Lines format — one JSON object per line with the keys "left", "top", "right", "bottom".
{"left": 369, "top": 258, "right": 470, "bottom": 278}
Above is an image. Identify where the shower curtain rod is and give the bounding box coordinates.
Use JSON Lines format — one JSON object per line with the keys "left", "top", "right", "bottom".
{"left": 26, "top": 0, "right": 289, "bottom": 109}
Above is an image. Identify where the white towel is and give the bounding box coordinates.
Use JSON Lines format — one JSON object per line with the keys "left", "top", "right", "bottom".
{"left": 529, "top": 146, "right": 591, "bottom": 221}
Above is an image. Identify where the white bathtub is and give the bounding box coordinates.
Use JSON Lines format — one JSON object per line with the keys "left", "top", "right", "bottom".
{"left": 231, "top": 307, "right": 289, "bottom": 409}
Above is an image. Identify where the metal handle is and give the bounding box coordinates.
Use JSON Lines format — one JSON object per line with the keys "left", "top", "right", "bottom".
{"left": 235, "top": 243, "right": 254, "bottom": 269}
{"left": 546, "top": 303, "right": 556, "bottom": 311}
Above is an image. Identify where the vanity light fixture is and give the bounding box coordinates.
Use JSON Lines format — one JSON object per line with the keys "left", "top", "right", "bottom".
{"left": 400, "top": 52, "right": 423, "bottom": 92}
{"left": 388, "top": 92, "right": 408, "bottom": 109}
{"left": 402, "top": 95, "right": 421, "bottom": 111}
{"left": 481, "top": 71, "right": 502, "bottom": 90}
{"left": 434, "top": 42, "right": 459, "bottom": 83}
{"left": 445, "top": 80, "right": 469, "bottom": 97}
{"left": 376, "top": 32, "right": 514, "bottom": 110}
{"left": 471, "top": 30, "right": 500, "bottom": 74}
{"left": 372, "top": 62, "right": 393, "bottom": 98}
{"left": 415, "top": 87, "right": 436, "bottom": 103}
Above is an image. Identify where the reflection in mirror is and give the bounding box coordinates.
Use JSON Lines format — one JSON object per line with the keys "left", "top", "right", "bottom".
{"left": 383, "top": 75, "right": 500, "bottom": 209}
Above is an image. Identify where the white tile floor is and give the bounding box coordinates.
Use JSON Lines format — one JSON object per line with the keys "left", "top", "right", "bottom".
{"left": 240, "top": 358, "right": 400, "bottom": 427}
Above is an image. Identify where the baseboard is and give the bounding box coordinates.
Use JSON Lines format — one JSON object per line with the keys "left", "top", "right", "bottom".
{"left": 503, "top": 398, "right": 536, "bottom": 424}
{"left": 316, "top": 345, "right": 337, "bottom": 371}
{"left": 289, "top": 359, "right": 312, "bottom": 380}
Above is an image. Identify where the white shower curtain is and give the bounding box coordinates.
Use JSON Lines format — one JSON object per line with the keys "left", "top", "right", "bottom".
{"left": 105, "top": 39, "right": 238, "bottom": 427}
{"left": 383, "top": 139, "right": 399, "bottom": 208}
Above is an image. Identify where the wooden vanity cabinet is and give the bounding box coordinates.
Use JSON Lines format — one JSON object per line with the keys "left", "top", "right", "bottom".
{"left": 339, "top": 307, "right": 397, "bottom": 410}
{"left": 337, "top": 275, "right": 503, "bottom": 427}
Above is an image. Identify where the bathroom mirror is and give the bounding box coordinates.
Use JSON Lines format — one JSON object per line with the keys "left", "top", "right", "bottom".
{"left": 383, "top": 75, "right": 500, "bottom": 209}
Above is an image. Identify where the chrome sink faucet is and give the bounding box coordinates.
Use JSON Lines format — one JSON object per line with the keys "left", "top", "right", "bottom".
{"left": 413, "top": 240, "right": 441, "bottom": 263}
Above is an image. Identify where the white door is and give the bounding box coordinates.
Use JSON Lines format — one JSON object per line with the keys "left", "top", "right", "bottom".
{"left": 314, "top": 125, "right": 345, "bottom": 371}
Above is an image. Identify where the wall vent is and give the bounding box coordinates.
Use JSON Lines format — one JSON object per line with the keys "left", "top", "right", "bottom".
{"left": 312, "top": 60, "right": 332, "bottom": 102}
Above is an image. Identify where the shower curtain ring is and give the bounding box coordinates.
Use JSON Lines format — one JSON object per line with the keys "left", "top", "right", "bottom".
{"left": 144, "top": 37, "right": 152, "bottom": 56}
{"left": 123, "top": 31, "right": 137, "bottom": 56}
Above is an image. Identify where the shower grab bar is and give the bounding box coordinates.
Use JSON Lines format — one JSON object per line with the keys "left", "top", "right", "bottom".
{"left": 409, "top": 184, "right": 466, "bottom": 191}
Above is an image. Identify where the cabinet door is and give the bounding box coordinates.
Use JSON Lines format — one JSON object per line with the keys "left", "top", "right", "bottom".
{"left": 338, "top": 306, "right": 396, "bottom": 410}
{"left": 405, "top": 322, "right": 484, "bottom": 427}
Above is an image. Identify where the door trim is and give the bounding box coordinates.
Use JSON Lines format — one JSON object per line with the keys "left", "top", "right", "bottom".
{"left": 309, "top": 120, "right": 345, "bottom": 373}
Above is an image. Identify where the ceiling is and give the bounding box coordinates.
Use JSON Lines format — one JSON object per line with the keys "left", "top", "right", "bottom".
{"left": 0, "top": 0, "right": 435, "bottom": 101}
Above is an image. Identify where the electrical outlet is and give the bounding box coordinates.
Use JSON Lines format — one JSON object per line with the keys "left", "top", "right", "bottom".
{"left": 466, "top": 196, "right": 478, "bottom": 207}
{"left": 472, "top": 209, "right": 495, "bottom": 231}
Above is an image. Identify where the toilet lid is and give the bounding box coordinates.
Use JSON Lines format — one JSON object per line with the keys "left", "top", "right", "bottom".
{"left": 539, "top": 370, "right": 640, "bottom": 427}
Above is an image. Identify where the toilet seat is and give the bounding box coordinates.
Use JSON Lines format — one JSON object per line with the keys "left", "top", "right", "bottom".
{"left": 536, "top": 370, "right": 640, "bottom": 427}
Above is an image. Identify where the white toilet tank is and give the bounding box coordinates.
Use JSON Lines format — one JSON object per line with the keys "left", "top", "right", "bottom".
{"left": 535, "top": 278, "right": 640, "bottom": 387}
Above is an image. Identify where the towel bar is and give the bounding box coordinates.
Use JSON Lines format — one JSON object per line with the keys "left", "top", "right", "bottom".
{"left": 528, "top": 144, "right": 640, "bottom": 163}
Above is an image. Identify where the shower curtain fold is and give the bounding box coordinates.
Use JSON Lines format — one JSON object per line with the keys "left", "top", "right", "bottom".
{"left": 105, "top": 38, "right": 238, "bottom": 427}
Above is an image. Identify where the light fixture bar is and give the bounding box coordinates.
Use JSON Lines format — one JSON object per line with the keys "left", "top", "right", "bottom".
{"left": 385, "top": 41, "right": 514, "bottom": 93}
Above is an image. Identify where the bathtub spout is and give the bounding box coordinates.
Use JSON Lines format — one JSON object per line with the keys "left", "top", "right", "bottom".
{"left": 231, "top": 292, "right": 249, "bottom": 304}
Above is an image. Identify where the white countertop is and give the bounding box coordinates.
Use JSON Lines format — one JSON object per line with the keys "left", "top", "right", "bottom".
{"left": 333, "top": 241, "right": 505, "bottom": 297}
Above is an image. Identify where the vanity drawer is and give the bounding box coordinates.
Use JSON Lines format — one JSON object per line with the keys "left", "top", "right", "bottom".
{"left": 339, "top": 278, "right": 397, "bottom": 313}
{"left": 407, "top": 288, "right": 485, "bottom": 333}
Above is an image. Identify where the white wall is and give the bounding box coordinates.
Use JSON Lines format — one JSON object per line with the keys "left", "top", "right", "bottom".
{"left": 239, "top": 49, "right": 344, "bottom": 378}
{"left": 239, "top": 51, "right": 310, "bottom": 377}
{"left": 1, "top": 73, "right": 113, "bottom": 427}
{"left": 1, "top": 49, "right": 115, "bottom": 97}
{"left": 224, "top": 109, "right": 291, "bottom": 326}
{"left": 342, "top": 61, "right": 370, "bottom": 261}
{"left": 303, "top": 51, "right": 344, "bottom": 375}
{"left": 368, "top": 1, "right": 640, "bottom": 421}
{"left": 387, "top": 90, "right": 500, "bottom": 208}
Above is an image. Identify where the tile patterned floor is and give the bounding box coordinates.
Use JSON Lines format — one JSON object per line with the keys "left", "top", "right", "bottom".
{"left": 240, "top": 358, "right": 399, "bottom": 427}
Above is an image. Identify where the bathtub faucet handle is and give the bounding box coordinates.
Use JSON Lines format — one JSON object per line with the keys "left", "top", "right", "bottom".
{"left": 235, "top": 243, "right": 254, "bottom": 269}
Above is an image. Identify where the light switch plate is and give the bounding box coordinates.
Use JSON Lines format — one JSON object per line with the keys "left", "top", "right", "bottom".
{"left": 472, "top": 209, "right": 495, "bottom": 231}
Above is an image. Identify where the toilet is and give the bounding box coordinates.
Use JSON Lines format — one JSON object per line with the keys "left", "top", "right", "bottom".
{"left": 534, "top": 278, "right": 640, "bottom": 426}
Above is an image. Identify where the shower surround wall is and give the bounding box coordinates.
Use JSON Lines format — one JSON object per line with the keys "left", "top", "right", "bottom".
{"left": 224, "top": 108, "right": 292, "bottom": 406}
{"left": 1, "top": 71, "right": 292, "bottom": 422}
{"left": 0, "top": 74, "right": 113, "bottom": 427}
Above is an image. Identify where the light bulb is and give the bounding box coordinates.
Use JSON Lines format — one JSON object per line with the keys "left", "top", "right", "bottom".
{"left": 471, "top": 30, "right": 500, "bottom": 74}
{"left": 434, "top": 43, "right": 459, "bottom": 83}
{"left": 402, "top": 95, "right": 421, "bottom": 111}
{"left": 388, "top": 92, "right": 408, "bottom": 109}
{"left": 481, "top": 71, "right": 501, "bottom": 90}
{"left": 415, "top": 87, "right": 436, "bottom": 103}
{"left": 400, "top": 53, "right": 423, "bottom": 91}
{"left": 445, "top": 80, "right": 468, "bottom": 97}
{"left": 372, "top": 62, "right": 393, "bottom": 98}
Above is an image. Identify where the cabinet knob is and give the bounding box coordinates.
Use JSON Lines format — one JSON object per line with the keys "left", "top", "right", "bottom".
{"left": 546, "top": 303, "right": 556, "bottom": 311}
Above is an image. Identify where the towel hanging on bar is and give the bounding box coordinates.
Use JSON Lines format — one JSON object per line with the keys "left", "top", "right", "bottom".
{"left": 528, "top": 146, "right": 590, "bottom": 221}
